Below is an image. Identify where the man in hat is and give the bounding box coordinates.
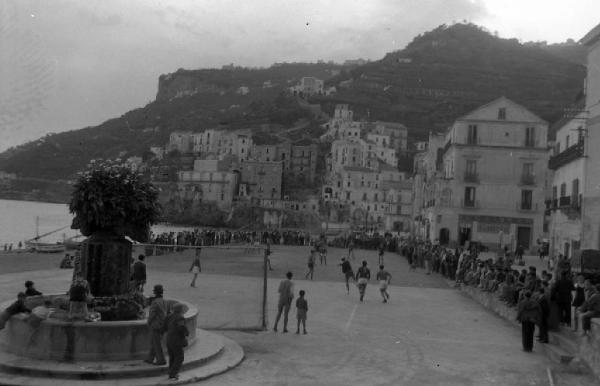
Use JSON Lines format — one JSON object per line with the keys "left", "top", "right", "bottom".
{"left": 144, "top": 284, "right": 167, "bottom": 366}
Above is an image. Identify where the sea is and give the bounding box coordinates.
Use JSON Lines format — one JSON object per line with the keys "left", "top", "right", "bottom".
{"left": 0, "top": 199, "right": 193, "bottom": 247}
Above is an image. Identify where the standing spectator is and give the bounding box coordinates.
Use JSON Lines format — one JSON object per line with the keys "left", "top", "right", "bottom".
{"left": 144, "top": 285, "right": 167, "bottom": 366}
{"left": 572, "top": 274, "right": 586, "bottom": 331}
{"left": 295, "top": 290, "right": 308, "bottom": 335}
{"left": 24, "top": 280, "right": 42, "bottom": 297}
{"left": 165, "top": 303, "right": 189, "bottom": 381}
{"left": 378, "top": 242, "right": 385, "bottom": 266}
{"left": 189, "top": 250, "right": 202, "bottom": 288}
{"left": 0, "top": 292, "right": 30, "bottom": 330}
{"left": 517, "top": 291, "right": 542, "bottom": 352}
{"left": 551, "top": 271, "right": 574, "bottom": 327}
{"left": 577, "top": 285, "right": 600, "bottom": 336}
{"left": 273, "top": 272, "right": 294, "bottom": 333}
{"left": 376, "top": 265, "right": 392, "bottom": 303}
{"left": 536, "top": 287, "right": 550, "bottom": 344}
{"left": 265, "top": 240, "right": 274, "bottom": 271}
{"left": 348, "top": 239, "right": 355, "bottom": 261}
{"left": 305, "top": 249, "right": 316, "bottom": 280}
{"left": 131, "top": 255, "right": 147, "bottom": 292}
{"left": 355, "top": 261, "right": 371, "bottom": 302}
{"left": 339, "top": 258, "right": 354, "bottom": 294}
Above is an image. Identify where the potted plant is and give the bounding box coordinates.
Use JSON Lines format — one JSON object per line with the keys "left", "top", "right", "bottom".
{"left": 69, "top": 159, "right": 162, "bottom": 296}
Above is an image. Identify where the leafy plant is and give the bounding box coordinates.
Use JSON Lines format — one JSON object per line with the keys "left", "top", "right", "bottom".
{"left": 69, "top": 159, "right": 162, "bottom": 242}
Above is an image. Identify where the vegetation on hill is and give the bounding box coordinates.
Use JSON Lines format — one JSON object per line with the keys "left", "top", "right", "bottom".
{"left": 0, "top": 22, "right": 587, "bottom": 197}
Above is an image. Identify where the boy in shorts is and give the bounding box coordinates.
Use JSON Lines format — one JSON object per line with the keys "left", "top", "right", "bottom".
{"left": 376, "top": 265, "right": 392, "bottom": 303}
{"left": 296, "top": 290, "right": 308, "bottom": 334}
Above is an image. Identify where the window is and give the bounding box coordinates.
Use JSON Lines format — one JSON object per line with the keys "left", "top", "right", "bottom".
{"left": 347, "top": 182, "right": 351, "bottom": 187}
{"left": 362, "top": 193, "right": 367, "bottom": 201}
{"left": 361, "top": 180, "right": 364, "bottom": 187}
{"left": 337, "top": 181, "right": 341, "bottom": 188}
{"left": 220, "top": 193, "right": 224, "bottom": 201}
{"left": 466, "top": 160, "right": 477, "bottom": 175}
{"left": 555, "top": 142, "right": 561, "bottom": 154}
{"left": 552, "top": 186, "right": 557, "bottom": 200}
{"left": 346, "top": 192, "right": 351, "bottom": 200}
{"left": 525, "top": 127, "right": 535, "bottom": 147}
{"left": 572, "top": 179, "right": 580, "bottom": 205}
{"left": 522, "top": 163, "right": 533, "bottom": 176}
{"left": 464, "top": 187, "right": 476, "bottom": 207}
{"left": 498, "top": 107, "right": 506, "bottom": 120}
{"left": 467, "top": 125, "right": 478, "bottom": 144}
{"left": 521, "top": 190, "right": 532, "bottom": 210}
{"left": 560, "top": 183, "right": 566, "bottom": 197}
{"left": 374, "top": 193, "right": 378, "bottom": 201}
{"left": 566, "top": 135, "right": 570, "bottom": 149}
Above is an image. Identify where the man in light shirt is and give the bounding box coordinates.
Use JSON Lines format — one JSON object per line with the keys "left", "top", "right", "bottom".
{"left": 273, "top": 271, "right": 294, "bottom": 333}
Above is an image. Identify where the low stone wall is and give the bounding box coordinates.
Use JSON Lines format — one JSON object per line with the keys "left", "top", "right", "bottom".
{"left": 579, "top": 319, "right": 600, "bottom": 380}
{"left": 458, "top": 284, "right": 600, "bottom": 380}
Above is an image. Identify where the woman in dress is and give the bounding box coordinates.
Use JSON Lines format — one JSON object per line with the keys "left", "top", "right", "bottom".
{"left": 189, "top": 248, "right": 201, "bottom": 287}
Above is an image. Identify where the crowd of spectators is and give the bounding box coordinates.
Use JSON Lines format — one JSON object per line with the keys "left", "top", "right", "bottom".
{"left": 401, "top": 239, "right": 600, "bottom": 337}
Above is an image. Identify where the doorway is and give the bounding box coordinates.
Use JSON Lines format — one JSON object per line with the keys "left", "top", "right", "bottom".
{"left": 439, "top": 228, "right": 450, "bottom": 245}
{"left": 517, "top": 226, "right": 531, "bottom": 250}
{"left": 459, "top": 227, "right": 471, "bottom": 246}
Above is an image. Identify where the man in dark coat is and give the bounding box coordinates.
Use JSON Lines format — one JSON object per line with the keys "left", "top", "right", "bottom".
{"left": 551, "top": 271, "right": 574, "bottom": 327}
{"left": 144, "top": 285, "right": 167, "bottom": 366}
{"left": 0, "top": 292, "right": 30, "bottom": 330}
{"left": 517, "top": 291, "right": 542, "bottom": 352}
{"left": 536, "top": 287, "right": 550, "bottom": 343}
{"left": 165, "top": 303, "right": 189, "bottom": 381}
{"left": 131, "top": 254, "right": 147, "bottom": 292}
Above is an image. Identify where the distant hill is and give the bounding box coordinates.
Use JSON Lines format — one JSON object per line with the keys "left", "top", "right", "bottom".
{"left": 0, "top": 23, "right": 586, "bottom": 190}
{"left": 315, "top": 23, "right": 585, "bottom": 140}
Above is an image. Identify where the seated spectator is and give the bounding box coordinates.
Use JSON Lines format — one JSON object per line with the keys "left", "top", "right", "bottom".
{"left": 24, "top": 280, "right": 42, "bottom": 297}
{"left": 69, "top": 272, "right": 91, "bottom": 320}
{"left": 578, "top": 285, "right": 600, "bottom": 336}
{"left": 59, "top": 254, "right": 73, "bottom": 269}
{"left": 0, "top": 292, "right": 31, "bottom": 330}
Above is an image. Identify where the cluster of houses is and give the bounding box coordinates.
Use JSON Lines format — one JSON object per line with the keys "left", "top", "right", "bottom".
{"left": 411, "top": 23, "right": 600, "bottom": 258}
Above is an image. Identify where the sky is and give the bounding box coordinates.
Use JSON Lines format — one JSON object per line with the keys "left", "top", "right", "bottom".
{"left": 0, "top": 0, "right": 599, "bottom": 152}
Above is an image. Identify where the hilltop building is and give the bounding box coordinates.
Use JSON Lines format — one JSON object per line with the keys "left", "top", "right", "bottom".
{"left": 251, "top": 141, "right": 318, "bottom": 184}
{"left": 289, "top": 77, "right": 324, "bottom": 96}
{"left": 413, "top": 97, "right": 549, "bottom": 250}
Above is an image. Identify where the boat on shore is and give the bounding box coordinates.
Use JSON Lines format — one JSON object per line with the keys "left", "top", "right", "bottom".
{"left": 24, "top": 241, "right": 66, "bottom": 253}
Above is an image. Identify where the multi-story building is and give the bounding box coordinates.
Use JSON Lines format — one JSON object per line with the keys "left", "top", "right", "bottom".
{"left": 418, "top": 97, "right": 548, "bottom": 250}
{"left": 330, "top": 138, "right": 397, "bottom": 173}
{"left": 252, "top": 141, "right": 318, "bottom": 184}
{"left": 581, "top": 25, "right": 600, "bottom": 249}
{"left": 238, "top": 161, "right": 283, "bottom": 200}
{"left": 289, "top": 77, "right": 324, "bottom": 96}
{"left": 547, "top": 111, "right": 586, "bottom": 258}
{"left": 168, "top": 131, "right": 193, "bottom": 153}
{"left": 322, "top": 161, "right": 410, "bottom": 232}
{"left": 370, "top": 121, "right": 409, "bottom": 154}
{"left": 321, "top": 104, "right": 362, "bottom": 140}
{"left": 192, "top": 129, "right": 253, "bottom": 161}
{"left": 177, "top": 159, "right": 238, "bottom": 210}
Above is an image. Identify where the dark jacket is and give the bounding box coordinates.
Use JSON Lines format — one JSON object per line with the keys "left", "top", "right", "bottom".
{"left": 5, "top": 300, "right": 30, "bottom": 316}
{"left": 573, "top": 286, "right": 586, "bottom": 307}
{"left": 552, "top": 279, "right": 574, "bottom": 303}
{"left": 517, "top": 298, "right": 542, "bottom": 325}
{"left": 132, "top": 261, "right": 147, "bottom": 282}
{"left": 165, "top": 313, "right": 189, "bottom": 348}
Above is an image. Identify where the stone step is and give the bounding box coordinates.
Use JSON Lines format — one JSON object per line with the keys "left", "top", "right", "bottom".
{"left": 0, "top": 335, "right": 244, "bottom": 386}
{"left": 542, "top": 343, "right": 574, "bottom": 365}
{"left": 0, "top": 329, "right": 224, "bottom": 380}
{"left": 549, "top": 330, "right": 580, "bottom": 354}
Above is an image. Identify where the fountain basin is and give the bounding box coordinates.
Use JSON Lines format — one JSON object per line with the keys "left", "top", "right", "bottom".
{"left": 0, "top": 296, "right": 197, "bottom": 361}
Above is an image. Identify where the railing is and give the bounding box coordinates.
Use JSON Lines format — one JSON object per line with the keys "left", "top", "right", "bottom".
{"left": 520, "top": 174, "right": 536, "bottom": 185}
{"left": 548, "top": 142, "right": 584, "bottom": 170}
{"left": 462, "top": 199, "right": 479, "bottom": 209}
{"left": 559, "top": 196, "right": 571, "bottom": 207}
{"left": 516, "top": 202, "right": 538, "bottom": 212}
{"left": 464, "top": 172, "right": 479, "bottom": 183}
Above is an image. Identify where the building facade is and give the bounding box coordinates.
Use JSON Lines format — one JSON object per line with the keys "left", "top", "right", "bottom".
{"left": 177, "top": 159, "right": 238, "bottom": 210}
{"left": 547, "top": 113, "right": 586, "bottom": 258}
{"left": 238, "top": 161, "right": 283, "bottom": 200}
{"left": 417, "top": 97, "right": 549, "bottom": 250}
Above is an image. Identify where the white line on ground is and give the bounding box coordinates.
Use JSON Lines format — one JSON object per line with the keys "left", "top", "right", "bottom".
{"left": 344, "top": 304, "right": 358, "bottom": 331}
{"left": 546, "top": 367, "right": 555, "bottom": 386}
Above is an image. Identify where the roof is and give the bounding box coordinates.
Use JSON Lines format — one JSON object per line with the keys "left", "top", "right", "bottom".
{"left": 581, "top": 23, "right": 600, "bottom": 46}
{"left": 456, "top": 96, "right": 547, "bottom": 125}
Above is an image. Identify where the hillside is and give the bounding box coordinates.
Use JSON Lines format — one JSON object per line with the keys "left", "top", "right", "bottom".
{"left": 0, "top": 23, "right": 587, "bottom": 190}
{"left": 315, "top": 23, "right": 585, "bottom": 139}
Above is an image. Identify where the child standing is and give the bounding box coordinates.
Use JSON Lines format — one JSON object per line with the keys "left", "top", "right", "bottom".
{"left": 296, "top": 290, "right": 308, "bottom": 334}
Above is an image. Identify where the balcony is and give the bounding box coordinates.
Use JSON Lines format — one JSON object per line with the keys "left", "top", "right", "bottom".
{"left": 548, "top": 142, "right": 584, "bottom": 170}
{"left": 462, "top": 199, "right": 479, "bottom": 209}
{"left": 463, "top": 172, "right": 479, "bottom": 183}
{"left": 559, "top": 196, "right": 571, "bottom": 207}
{"left": 516, "top": 202, "right": 538, "bottom": 212}
{"left": 520, "top": 174, "right": 536, "bottom": 186}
